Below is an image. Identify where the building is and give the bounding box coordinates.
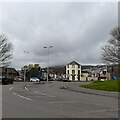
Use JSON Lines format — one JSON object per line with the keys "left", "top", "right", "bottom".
{"left": 80, "top": 70, "right": 98, "bottom": 81}
{"left": 66, "top": 61, "right": 81, "bottom": 81}
{"left": 98, "top": 69, "right": 111, "bottom": 80}
{"left": 66, "top": 61, "right": 98, "bottom": 81}
{"left": 0, "top": 67, "right": 18, "bottom": 80}
{"left": 41, "top": 68, "right": 57, "bottom": 80}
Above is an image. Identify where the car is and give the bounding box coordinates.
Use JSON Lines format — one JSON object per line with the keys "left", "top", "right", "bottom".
{"left": 2, "top": 77, "right": 14, "bottom": 85}
{"left": 18, "top": 78, "right": 23, "bottom": 82}
{"left": 100, "top": 79, "right": 105, "bottom": 81}
{"left": 30, "top": 77, "right": 39, "bottom": 82}
{"left": 14, "top": 77, "right": 23, "bottom": 82}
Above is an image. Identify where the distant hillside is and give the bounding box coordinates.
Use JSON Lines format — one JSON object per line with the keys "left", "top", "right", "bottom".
{"left": 81, "top": 65, "right": 96, "bottom": 70}
{"left": 48, "top": 65, "right": 66, "bottom": 74}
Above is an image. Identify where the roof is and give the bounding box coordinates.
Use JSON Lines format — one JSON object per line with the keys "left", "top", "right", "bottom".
{"left": 67, "top": 61, "right": 80, "bottom": 65}
{"left": 7, "top": 68, "right": 18, "bottom": 74}
{"left": 0, "top": 67, "right": 18, "bottom": 73}
{"left": 81, "top": 70, "right": 89, "bottom": 73}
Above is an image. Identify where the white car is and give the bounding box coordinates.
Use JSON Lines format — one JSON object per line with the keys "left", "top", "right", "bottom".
{"left": 30, "top": 77, "right": 39, "bottom": 82}
{"left": 100, "top": 79, "right": 105, "bottom": 81}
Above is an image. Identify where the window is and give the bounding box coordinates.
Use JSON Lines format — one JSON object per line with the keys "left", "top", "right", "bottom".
{"left": 103, "top": 71, "right": 106, "bottom": 75}
{"left": 78, "top": 65, "right": 80, "bottom": 68}
{"left": 72, "top": 64, "right": 75, "bottom": 68}
{"left": 78, "top": 70, "right": 80, "bottom": 75}
{"left": 72, "top": 70, "right": 75, "bottom": 74}
{"left": 67, "top": 70, "right": 69, "bottom": 74}
{"left": 78, "top": 75, "right": 80, "bottom": 81}
{"left": 67, "top": 65, "right": 69, "bottom": 68}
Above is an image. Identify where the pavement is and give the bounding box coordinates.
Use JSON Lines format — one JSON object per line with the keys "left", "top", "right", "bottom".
{"left": 60, "top": 81, "right": 119, "bottom": 98}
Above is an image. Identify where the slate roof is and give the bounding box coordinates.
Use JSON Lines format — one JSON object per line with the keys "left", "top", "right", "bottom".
{"left": 67, "top": 61, "right": 80, "bottom": 65}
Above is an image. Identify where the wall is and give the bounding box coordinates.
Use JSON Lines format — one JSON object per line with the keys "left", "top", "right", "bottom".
{"left": 80, "top": 76, "right": 98, "bottom": 81}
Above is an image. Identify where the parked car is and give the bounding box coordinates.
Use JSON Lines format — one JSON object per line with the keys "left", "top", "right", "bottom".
{"left": 2, "top": 77, "right": 14, "bottom": 85}
{"left": 100, "top": 79, "right": 105, "bottom": 81}
{"left": 30, "top": 77, "right": 39, "bottom": 82}
{"left": 14, "top": 77, "right": 23, "bottom": 82}
{"left": 18, "top": 78, "right": 23, "bottom": 82}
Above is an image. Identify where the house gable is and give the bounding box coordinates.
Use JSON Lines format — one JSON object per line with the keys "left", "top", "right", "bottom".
{"left": 67, "top": 61, "right": 80, "bottom": 66}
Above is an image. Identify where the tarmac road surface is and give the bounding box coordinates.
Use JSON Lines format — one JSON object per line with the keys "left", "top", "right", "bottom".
{"left": 2, "top": 81, "right": 119, "bottom": 118}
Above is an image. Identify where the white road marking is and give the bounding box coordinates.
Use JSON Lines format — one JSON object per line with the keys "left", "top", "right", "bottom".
{"left": 33, "top": 91, "right": 56, "bottom": 97}
{"left": 86, "top": 108, "right": 119, "bottom": 113}
{"left": 108, "top": 108, "right": 119, "bottom": 111}
{"left": 86, "top": 109, "right": 107, "bottom": 113}
{"left": 47, "top": 101, "right": 76, "bottom": 104}
{"left": 24, "top": 87, "right": 28, "bottom": 90}
{"left": 9, "top": 87, "right": 13, "bottom": 91}
{"left": 13, "top": 92, "right": 33, "bottom": 101}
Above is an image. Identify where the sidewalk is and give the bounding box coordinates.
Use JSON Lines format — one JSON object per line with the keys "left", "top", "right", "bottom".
{"left": 62, "top": 82, "right": 119, "bottom": 98}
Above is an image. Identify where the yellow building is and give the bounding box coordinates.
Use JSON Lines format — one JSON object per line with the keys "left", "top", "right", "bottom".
{"left": 66, "top": 61, "right": 81, "bottom": 81}
{"left": 66, "top": 61, "right": 98, "bottom": 81}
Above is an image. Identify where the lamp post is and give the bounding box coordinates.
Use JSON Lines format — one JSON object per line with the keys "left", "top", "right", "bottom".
{"left": 23, "top": 66, "right": 27, "bottom": 82}
{"left": 23, "top": 51, "right": 29, "bottom": 82}
{"left": 44, "top": 46, "right": 53, "bottom": 82}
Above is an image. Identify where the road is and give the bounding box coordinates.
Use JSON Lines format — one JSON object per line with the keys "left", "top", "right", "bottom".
{"left": 2, "top": 81, "right": 119, "bottom": 118}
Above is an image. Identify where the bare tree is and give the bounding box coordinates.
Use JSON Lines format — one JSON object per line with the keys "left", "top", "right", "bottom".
{"left": 102, "top": 27, "right": 120, "bottom": 76}
{"left": 0, "top": 34, "right": 13, "bottom": 67}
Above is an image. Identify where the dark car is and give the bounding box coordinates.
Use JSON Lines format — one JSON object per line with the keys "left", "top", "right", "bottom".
{"left": 2, "top": 77, "right": 14, "bottom": 85}
{"left": 62, "top": 79, "right": 71, "bottom": 82}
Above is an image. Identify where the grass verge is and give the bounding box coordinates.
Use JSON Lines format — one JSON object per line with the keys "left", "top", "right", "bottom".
{"left": 80, "top": 79, "right": 120, "bottom": 92}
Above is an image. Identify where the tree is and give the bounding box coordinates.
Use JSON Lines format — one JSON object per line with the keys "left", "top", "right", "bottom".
{"left": 0, "top": 34, "right": 13, "bottom": 67}
{"left": 34, "top": 64, "right": 40, "bottom": 70}
{"left": 27, "top": 64, "right": 40, "bottom": 78}
{"left": 102, "top": 27, "right": 120, "bottom": 64}
{"left": 102, "top": 27, "right": 120, "bottom": 76}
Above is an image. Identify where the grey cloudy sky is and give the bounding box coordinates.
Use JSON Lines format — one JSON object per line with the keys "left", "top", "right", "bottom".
{"left": 1, "top": 2, "right": 118, "bottom": 69}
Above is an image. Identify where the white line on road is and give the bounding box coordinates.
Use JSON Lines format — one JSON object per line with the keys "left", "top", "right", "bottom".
{"left": 86, "top": 108, "right": 119, "bottom": 113}
{"left": 24, "top": 87, "right": 28, "bottom": 90}
{"left": 47, "top": 101, "right": 76, "bottom": 104}
{"left": 33, "top": 91, "right": 56, "bottom": 97}
{"left": 13, "top": 92, "right": 33, "bottom": 101}
{"left": 9, "top": 87, "right": 13, "bottom": 91}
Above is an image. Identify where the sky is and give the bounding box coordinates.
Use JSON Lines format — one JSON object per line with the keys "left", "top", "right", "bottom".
{"left": 1, "top": 2, "right": 118, "bottom": 70}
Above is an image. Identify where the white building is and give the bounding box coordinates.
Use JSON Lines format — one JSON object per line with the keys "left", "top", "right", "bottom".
{"left": 99, "top": 69, "right": 111, "bottom": 80}
{"left": 66, "top": 61, "right": 98, "bottom": 81}
{"left": 66, "top": 61, "right": 81, "bottom": 81}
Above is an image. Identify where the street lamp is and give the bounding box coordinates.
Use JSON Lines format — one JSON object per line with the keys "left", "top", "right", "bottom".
{"left": 23, "top": 51, "right": 29, "bottom": 82}
{"left": 23, "top": 66, "right": 27, "bottom": 82}
{"left": 44, "top": 46, "right": 53, "bottom": 82}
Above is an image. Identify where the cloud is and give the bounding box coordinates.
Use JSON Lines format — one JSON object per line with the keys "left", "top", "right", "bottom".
{"left": 2, "top": 2, "right": 117, "bottom": 69}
